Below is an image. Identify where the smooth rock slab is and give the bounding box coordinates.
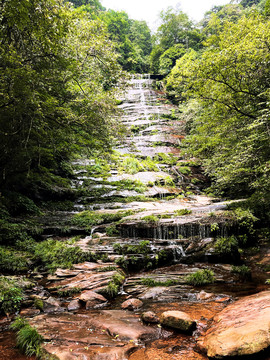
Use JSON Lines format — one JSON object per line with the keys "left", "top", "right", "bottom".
{"left": 28, "top": 310, "right": 160, "bottom": 359}
{"left": 160, "top": 311, "right": 196, "bottom": 332}
{"left": 198, "top": 290, "right": 270, "bottom": 358}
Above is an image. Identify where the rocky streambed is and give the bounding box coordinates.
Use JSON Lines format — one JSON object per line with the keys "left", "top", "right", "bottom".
{"left": 1, "top": 75, "right": 270, "bottom": 360}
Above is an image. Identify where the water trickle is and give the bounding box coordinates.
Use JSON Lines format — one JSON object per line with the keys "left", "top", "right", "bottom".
{"left": 172, "top": 245, "right": 186, "bottom": 262}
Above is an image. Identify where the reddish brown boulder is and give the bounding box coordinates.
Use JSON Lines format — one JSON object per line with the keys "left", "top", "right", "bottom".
{"left": 141, "top": 311, "right": 159, "bottom": 324}
{"left": 121, "top": 298, "right": 143, "bottom": 311}
{"left": 160, "top": 311, "right": 196, "bottom": 332}
{"left": 67, "top": 299, "right": 81, "bottom": 312}
{"left": 198, "top": 291, "right": 270, "bottom": 358}
{"left": 197, "top": 290, "right": 214, "bottom": 301}
{"left": 78, "top": 290, "right": 107, "bottom": 303}
{"left": 43, "top": 297, "right": 64, "bottom": 313}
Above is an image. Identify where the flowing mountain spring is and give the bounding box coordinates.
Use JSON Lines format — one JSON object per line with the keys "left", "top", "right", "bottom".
{"left": 0, "top": 76, "right": 269, "bottom": 360}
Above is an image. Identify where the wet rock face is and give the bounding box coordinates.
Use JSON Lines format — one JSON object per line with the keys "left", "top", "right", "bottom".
{"left": 28, "top": 310, "right": 161, "bottom": 359}
{"left": 160, "top": 311, "right": 196, "bottom": 333}
{"left": 198, "top": 290, "right": 270, "bottom": 358}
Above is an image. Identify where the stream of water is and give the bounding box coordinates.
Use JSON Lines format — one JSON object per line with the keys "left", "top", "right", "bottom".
{"left": 1, "top": 75, "right": 269, "bottom": 360}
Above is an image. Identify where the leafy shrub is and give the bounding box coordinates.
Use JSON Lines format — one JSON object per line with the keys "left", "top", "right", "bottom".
{"left": 105, "top": 281, "right": 119, "bottom": 298}
{"left": 0, "top": 220, "right": 29, "bottom": 245}
{"left": 120, "top": 156, "right": 143, "bottom": 174}
{"left": 177, "top": 166, "right": 192, "bottom": 175}
{"left": 185, "top": 269, "right": 215, "bottom": 286}
{"left": 102, "top": 271, "right": 125, "bottom": 299}
{"left": 34, "top": 239, "right": 96, "bottom": 272}
{"left": 106, "top": 224, "right": 119, "bottom": 236}
{"left": 214, "top": 236, "right": 239, "bottom": 255}
{"left": 113, "top": 241, "right": 151, "bottom": 255}
{"left": 115, "top": 256, "right": 128, "bottom": 270}
{"left": 210, "top": 223, "right": 219, "bottom": 232}
{"left": 231, "top": 265, "right": 251, "bottom": 280}
{"left": 0, "top": 247, "right": 29, "bottom": 273}
{"left": 154, "top": 153, "right": 178, "bottom": 165}
{"left": 12, "top": 319, "right": 44, "bottom": 358}
{"left": 233, "top": 208, "right": 258, "bottom": 235}
{"left": 0, "top": 277, "right": 23, "bottom": 314}
{"left": 2, "top": 192, "right": 40, "bottom": 216}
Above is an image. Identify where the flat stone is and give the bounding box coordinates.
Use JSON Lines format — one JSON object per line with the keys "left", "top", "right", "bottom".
{"left": 139, "top": 287, "right": 168, "bottom": 300}
{"left": 19, "top": 308, "right": 40, "bottom": 317}
{"left": 78, "top": 290, "right": 107, "bottom": 303}
{"left": 67, "top": 299, "right": 81, "bottom": 311}
{"left": 73, "top": 262, "right": 102, "bottom": 270}
{"left": 48, "top": 270, "right": 118, "bottom": 293}
{"left": 54, "top": 269, "right": 81, "bottom": 277}
{"left": 121, "top": 298, "right": 143, "bottom": 310}
{"left": 141, "top": 311, "right": 159, "bottom": 324}
{"left": 198, "top": 291, "right": 270, "bottom": 358}
{"left": 160, "top": 311, "right": 196, "bottom": 332}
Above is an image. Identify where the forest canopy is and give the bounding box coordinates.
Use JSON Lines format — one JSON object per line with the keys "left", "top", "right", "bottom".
{"left": 1, "top": 0, "right": 270, "bottom": 215}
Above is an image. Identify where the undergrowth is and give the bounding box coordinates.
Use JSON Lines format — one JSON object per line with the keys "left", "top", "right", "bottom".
{"left": 185, "top": 269, "right": 215, "bottom": 286}
{"left": 10, "top": 317, "right": 44, "bottom": 358}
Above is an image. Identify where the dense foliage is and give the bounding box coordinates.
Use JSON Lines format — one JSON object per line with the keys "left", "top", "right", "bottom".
{"left": 165, "top": 3, "right": 270, "bottom": 214}
{"left": 100, "top": 10, "right": 152, "bottom": 72}
{"left": 0, "top": 0, "right": 123, "bottom": 199}
{"left": 150, "top": 5, "right": 202, "bottom": 75}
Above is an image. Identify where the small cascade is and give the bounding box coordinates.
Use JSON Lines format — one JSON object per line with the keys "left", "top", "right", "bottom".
{"left": 172, "top": 245, "right": 186, "bottom": 263}
{"left": 119, "top": 218, "right": 233, "bottom": 240}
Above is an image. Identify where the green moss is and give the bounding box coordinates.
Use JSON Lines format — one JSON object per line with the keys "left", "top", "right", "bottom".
{"left": 185, "top": 269, "right": 215, "bottom": 286}
{"left": 141, "top": 215, "right": 159, "bottom": 223}
{"left": 72, "top": 210, "right": 135, "bottom": 230}
{"left": 56, "top": 287, "right": 81, "bottom": 297}
{"left": 174, "top": 209, "right": 192, "bottom": 216}
{"left": 214, "top": 236, "right": 239, "bottom": 255}
{"left": 154, "top": 153, "right": 178, "bottom": 165}
{"left": 34, "top": 298, "right": 44, "bottom": 311}
{"left": 96, "top": 266, "right": 117, "bottom": 272}
{"left": 140, "top": 277, "right": 179, "bottom": 287}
